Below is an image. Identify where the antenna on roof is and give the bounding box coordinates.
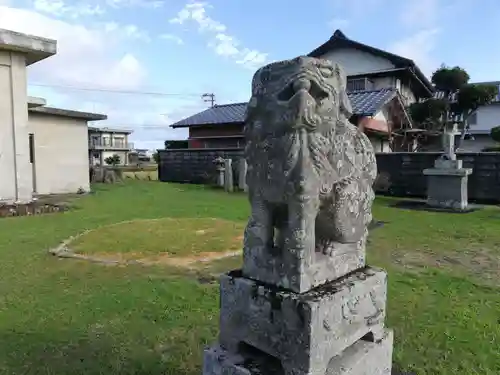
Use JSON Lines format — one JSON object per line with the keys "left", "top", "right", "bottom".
{"left": 202, "top": 93, "right": 216, "bottom": 108}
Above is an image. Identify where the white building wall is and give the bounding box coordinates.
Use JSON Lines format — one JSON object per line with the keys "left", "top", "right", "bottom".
{"left": 320, "top": 48, "right": 395, "bottom": 75}
{"left": 319, "top": 47, "right": 418, "bottom": 107}
{"left": 28, "top": 113, "right": 90, "bottom": 195}
{"left": 471, "top": 103, "right": 500, "bottom": 132}
{"left": 0, "top": 50, "right": 32, "bottom": 203}
{"left": 459, "top": 135, "right": 496, "bottom": 152}
{"left": 371, "top": 111, "right": 391, "bottom": 152}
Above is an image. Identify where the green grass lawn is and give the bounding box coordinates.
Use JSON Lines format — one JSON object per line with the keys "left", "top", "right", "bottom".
{"left": 0, "top": 181, "right": 498, "bottom": 375}
{"left": 70, "top": 218, "right": 244, "bottom": 260}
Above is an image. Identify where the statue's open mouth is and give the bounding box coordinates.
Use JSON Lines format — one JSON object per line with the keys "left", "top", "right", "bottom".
{"left": 277, "top": 77, "right": 329, "bottom": 104}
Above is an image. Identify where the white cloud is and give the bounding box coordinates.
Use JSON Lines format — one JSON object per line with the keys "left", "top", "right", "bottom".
{"left": 0, "top": 5, "right": 148, "bottom": 90}
{"left": 170, "top": 2, "right": 226, "bottom": 32}
{"left": 102, "top": 22, "right": 150, "bottom": 42}
{"left": 209, "top": 33, "right": 239, "bottom": 56}
{"left": 327, "top": 18, "right": 350, "bottom": 29}
{"left": 329, "top": 0, "right": 382, "bottom": 15}
{"left": 106, "top": 0, "right": 164, "bottom": 9}
{"left": 399, "top": 0, "right": 439, "bottom": 28}
{"left": 33, "top": 0, "right": 105, "bottom": 18}
{"left": 160, "top": 33, "right": 184, "bottom": 45}
{"left": 169, "top": 1, "right": 268, "bottom": 70}
{"left": 389, "top": 0, "right": 451, "bottom": 77}
{"left": 0, "top": 4, "right": 181, "bottom": 150}
{"left": 32, "top": 0, "right": 165, "bottom": 19}
{"left": 388, "top": 28, "right": 440, "bottom": 76}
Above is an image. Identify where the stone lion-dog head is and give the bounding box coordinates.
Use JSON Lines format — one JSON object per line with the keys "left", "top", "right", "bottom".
{"left": 244, "top": 56, "right": 356, "bottom": 199}
{"left": 245, "top": 56, "right": 352, "bottom": 137}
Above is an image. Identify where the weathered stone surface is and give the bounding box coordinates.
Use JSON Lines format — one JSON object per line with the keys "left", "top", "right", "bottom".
{"left": 423, "top": 151, "right": 473, "bottom": 211}
{"left": 224, "top": 159, "right": 234, "bottom": 192}
{"left": 243, "top": 247, "right": 365, "bottom": 296}
{"left": 201, "top": 56, "right": 392, "bottom": 375}
{"left": 239, "top": 158, "right": 248, "bottom": 192}
{"left": 242, "top": 56, "right": 377, "bottom": 293}
{"left": 219, "top": 267, "right": 387, "bottom": 375}
{"left": 425, "top": 173, "right": 470, "bottom": 210}
{"left": 326, "top": 329, "right": 393, "bottom": 375}
{"left": 204, "top": 329, "right": 393, "bottom": 375}
{"left": 90, "top": 166, "right": 123, "bottom": 184}
{"left": 214, "top": 157, "right": 226, "bottom": 187}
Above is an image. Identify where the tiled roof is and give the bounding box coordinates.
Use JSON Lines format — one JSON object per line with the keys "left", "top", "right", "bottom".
{"left": 171, "top": 88, "right": 397, "bottom": 128}
{"left": 348, "top": 88, "right": 397, "bottom": 116}
{"left": 171, "top": 103, "right": 247, "bottom": 128}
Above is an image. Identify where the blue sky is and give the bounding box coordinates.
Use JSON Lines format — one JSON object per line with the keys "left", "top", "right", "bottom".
{"left": 1, "top": 0, "right": 499, "bottom": 150}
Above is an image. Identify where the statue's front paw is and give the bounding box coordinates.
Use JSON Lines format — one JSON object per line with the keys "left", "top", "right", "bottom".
{"left": 324, "top": 244, "right": 336, "bottom": 256}
{"left": 318, "top": 240, "right": 335, "bottom": 256}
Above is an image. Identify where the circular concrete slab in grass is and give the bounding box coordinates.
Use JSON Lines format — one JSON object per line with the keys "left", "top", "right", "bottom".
{"left": 65, "top": 218, "right": 245, "bottom": 266}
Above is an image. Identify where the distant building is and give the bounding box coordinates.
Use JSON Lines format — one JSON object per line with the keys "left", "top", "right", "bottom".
{"left": 170, "top": 30, "right": 434, "bottom": 152}
{"left": 128, "top": 148, "right": 151, "bottom": 164}
{"left": 0, "top": 28, "right": 106, "bottom": 203}
{"left": 428, "top": 82, "right": 500, "bottom": 152}
{"left": 88, "top": 127, "right": 133, "bottom": 166}
{"left": 457, "top": 81, "right": 500, "bottom": 152}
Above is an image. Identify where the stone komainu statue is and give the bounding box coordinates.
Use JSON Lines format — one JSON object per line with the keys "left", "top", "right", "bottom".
{"left": 243, "top": 56, "right": 377, "bottom": 257}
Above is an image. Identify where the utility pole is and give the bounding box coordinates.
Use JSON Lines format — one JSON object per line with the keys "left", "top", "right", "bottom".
{"left": 202, "top": 93, "right": 215, "bottom": 107}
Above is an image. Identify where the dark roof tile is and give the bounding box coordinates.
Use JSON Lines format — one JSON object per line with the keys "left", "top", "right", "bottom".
{"left": 348, "top": 88, "right": 397, "bottom": 116}
{"left": 171, "top": 103, "right": 247, "bottom": 127}
{"left": 171, "top": 88, "right": 397, "bottom": 128}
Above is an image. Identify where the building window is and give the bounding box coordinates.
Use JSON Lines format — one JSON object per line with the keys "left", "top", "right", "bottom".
{"left": 468, "top": 111, "right": 477, "bottom": 126}
{"left": 90, "top": 136, "right": 100, "bottom": 146}
{"left": 347, "top": 78, "right": 373, "bottom": 92}
{"left": 28, "top": 133, "right": 35, "bottom": 163}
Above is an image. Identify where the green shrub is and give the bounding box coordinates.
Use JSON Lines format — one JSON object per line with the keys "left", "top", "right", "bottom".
{"left": 490, "top": 126, "right": 500, "bottom": 143}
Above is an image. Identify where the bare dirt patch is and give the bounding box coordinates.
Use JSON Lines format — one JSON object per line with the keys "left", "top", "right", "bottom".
{"left": 392, "top": 246, "right": 500, "bottom": 286}
{"left": 0, "top": 192, "right": 86, "bottom": 218}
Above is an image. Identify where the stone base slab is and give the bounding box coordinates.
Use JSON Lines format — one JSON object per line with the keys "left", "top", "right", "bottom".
{"left": 326, "top": 329, "right": 393, "bottom": 375}
{"left": 424, "top": 173, "right": 470, "bottom": 211}
{"left": 243, "top": 243, "right": 366, "bottom": 293}
{"left": 219, "top": 267, "right": 387, "bottom": 375}
{"left": 203, "top": 329, "right": 393, "bottom": 375}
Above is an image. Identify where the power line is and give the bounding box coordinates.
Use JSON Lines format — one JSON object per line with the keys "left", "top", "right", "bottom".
{"left": 87, "top": 123, "right": 187, "bottom": 129}
{"left": 28, "top": 82, "right": 203, "bottom": 98}
{"left": 202, "top": 92, "right": 216, "bottom": 107}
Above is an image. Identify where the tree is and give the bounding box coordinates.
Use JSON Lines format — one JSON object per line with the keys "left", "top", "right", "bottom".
{"left": 104, "top": 154, "right": 121, "bottom": 166}
{"left": 408, "top": 65, "right": 498, "bottom": 144}
{"left": 152, "top": 152, "right": 160, "bottom": 164}
{"left": 491, "top": 126, "right": 500, "bottom": 143}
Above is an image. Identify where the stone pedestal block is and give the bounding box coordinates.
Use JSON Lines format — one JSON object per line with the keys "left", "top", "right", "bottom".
{"left": 238, "top": 159, "right": 248, "bottom": 192}
{"left": 219, "top": 267, "right": 387, "bottom": 375}
{"left": 204, "top": 329, "right": 393, "bottom": 375}
{"left": 423, "top": 158, "right": 472, "bottom": 211}
{"left": 243, "top": 244, "right": 365, "bottom": 294}
{"left": 224, "top": 159, "right": 234, "bottom": 192}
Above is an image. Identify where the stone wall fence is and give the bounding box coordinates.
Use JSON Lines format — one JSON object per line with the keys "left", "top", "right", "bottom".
{"left": 158, "top": 149, "right": 500, "bottom": 203}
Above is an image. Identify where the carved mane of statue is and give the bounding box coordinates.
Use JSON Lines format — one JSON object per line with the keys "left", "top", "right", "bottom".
{"left": 243, "top": 56, "right": 377, "bottom": 270}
